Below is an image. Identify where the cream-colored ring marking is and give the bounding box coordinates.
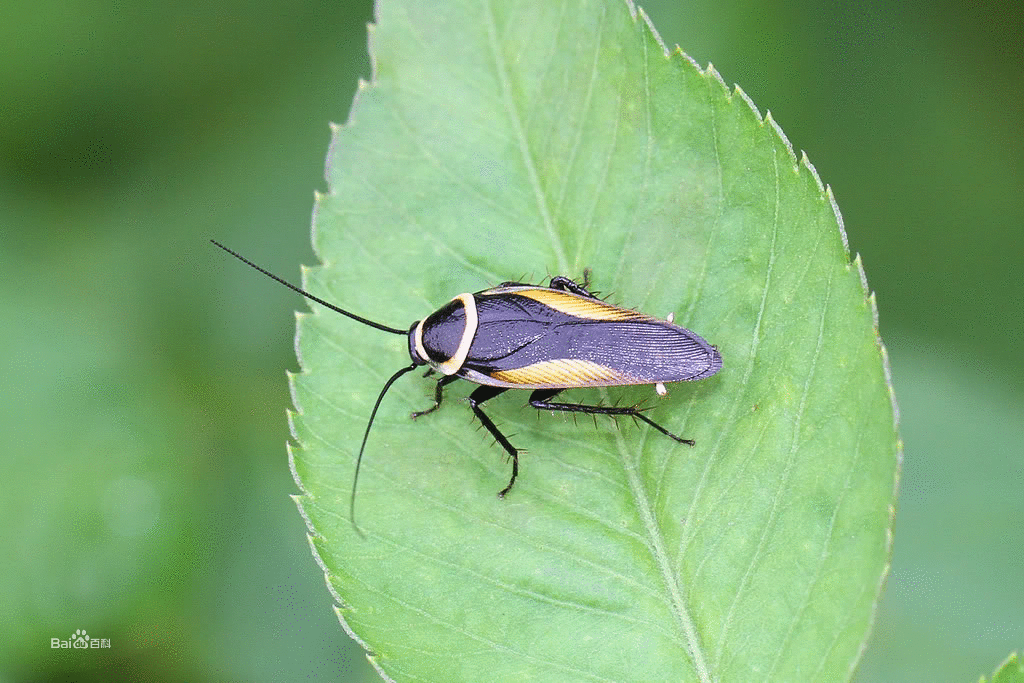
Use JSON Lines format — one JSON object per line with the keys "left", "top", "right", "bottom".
{"left": 413, "top": 293, "right": 479, "bottom": 375}
{"left": 413, "top": 318, "right": 428, "bottom": 363}
{"left": 437, "top": 293, "right": 477, "bottom": 374}
{"left": 409, "top": 296, "right": 473, "bottom": 366}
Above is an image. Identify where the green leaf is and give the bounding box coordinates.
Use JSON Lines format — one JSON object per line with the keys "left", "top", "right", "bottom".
{"left": 979, "top": 653, "right": 1024, "bottom": 683}
{"left": 289, "top": 1, "right": 900, "bottom": 680}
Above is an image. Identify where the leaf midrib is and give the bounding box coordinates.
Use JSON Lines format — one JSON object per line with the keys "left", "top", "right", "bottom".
{"left": 483, "top": 0, "right": 569, "bottom": 275}
{"left": 480, "top": 3, "right": 720, "bottom": 679}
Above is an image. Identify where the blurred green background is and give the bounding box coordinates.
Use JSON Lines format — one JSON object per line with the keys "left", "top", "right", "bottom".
{"left": 1, "top": 0, "right": 1020, "bottom": 681}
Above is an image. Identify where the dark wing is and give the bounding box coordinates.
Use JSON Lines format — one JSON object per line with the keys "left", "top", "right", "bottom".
{"left": 462, "top": 288, "right": 722, "bottom": 389}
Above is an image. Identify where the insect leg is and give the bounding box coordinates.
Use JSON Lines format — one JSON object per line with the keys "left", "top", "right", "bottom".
{"left": 529, "top": 389, "right": 696, "bottom": 446}
{"left": 410, "top": 374, "right": 458, "bottom": 419}
{"left": 467, "top": 385, "right": 520, "bottom": 497}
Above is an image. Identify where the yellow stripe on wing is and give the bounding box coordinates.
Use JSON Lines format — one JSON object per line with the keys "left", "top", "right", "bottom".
{"left": 491, "top": 359, "right": 636, "bottom": 387}
{"left": 514, "top": 289, "right": 648, "bottom": 321}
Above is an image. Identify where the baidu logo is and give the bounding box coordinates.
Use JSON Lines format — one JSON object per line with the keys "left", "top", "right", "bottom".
{"left": 51, "top": 629, "right": 111, "bottom": 649}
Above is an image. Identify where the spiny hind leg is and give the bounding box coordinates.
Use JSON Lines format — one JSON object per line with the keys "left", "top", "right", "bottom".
{"left": 528, "top": 389, "right": 695, "bottom": 446}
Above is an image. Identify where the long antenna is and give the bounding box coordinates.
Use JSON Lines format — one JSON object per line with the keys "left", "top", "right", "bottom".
{"left": 350, "top": 362, "right": 418, "bottom": 537}
{"left": 210, "top": 240, "right": 407, "bottom": 335}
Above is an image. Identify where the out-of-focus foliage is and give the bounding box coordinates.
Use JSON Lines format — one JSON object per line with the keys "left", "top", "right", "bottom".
{"left": 978, "top": 653, "right": 1023, "bottom": 683}
{"left": 1, "top": 0, "right": 1020, "bottom": 680}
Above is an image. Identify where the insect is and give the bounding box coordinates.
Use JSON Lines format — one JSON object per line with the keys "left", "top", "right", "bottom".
{"left": 211, "top": 240, "right": 723, "bottom": 533}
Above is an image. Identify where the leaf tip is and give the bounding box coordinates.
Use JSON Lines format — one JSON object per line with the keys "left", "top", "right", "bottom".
{"left": 681, "top": 49, "right": 701, "bottom": 70}
{"left": 290, "top": 493, "right": 319, "bottom": 538}
{"left": 703, "top": 61, "right": 730, "bottom": 93}
{"left": 879, "top": 341, "right": 902, "bottom": 429}
{"left": 633, "top": 3, "right": 671, "bottom": 57}
{"left": 799, "top": 150, "right": 826, "bottom": 192}
{"left": 333, "top": 603, "right": 378, "bottom": 655}
{"left": 765, "top": 110, "right": 798, "bottom": 167}
{"left": 287, "top": 437, "right": 311, "bottom": 493}
{"left": 825, "top": 184, "right": 850, "bottom": 253}
{"left": 735, "top": 84, "right": 763, "bottom": 121}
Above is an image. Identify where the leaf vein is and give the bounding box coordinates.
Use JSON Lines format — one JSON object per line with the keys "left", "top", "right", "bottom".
{"left": 483, "top": 0, "right": 568, "bottom": 273}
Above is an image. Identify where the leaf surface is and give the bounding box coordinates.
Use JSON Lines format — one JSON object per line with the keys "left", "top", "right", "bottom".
{"left": 289, "top": 1, "right": 900, "bottom": 680}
